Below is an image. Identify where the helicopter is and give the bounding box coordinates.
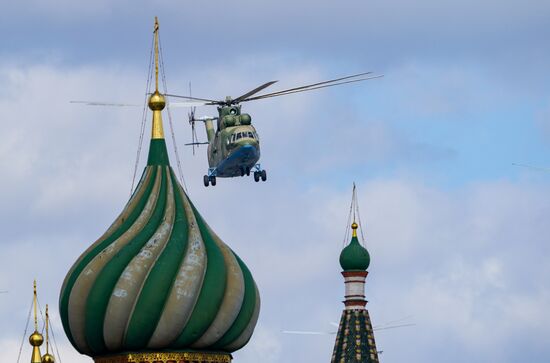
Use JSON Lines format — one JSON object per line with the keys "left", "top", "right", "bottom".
{"left": 166, "top": 72, "right": 383, "bottom": 187}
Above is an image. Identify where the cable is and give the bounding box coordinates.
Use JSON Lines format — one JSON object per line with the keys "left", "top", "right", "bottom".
{"left": 36, "top": 298, "right": 45, "bottom": 334}
{"left": 130, "top": 35, "right": 155, "bottom": 195}
{"left": 49, "top": 318, "right": 63, "bottom": 363}
{"left": 356, "top": 196, "right": 367, "bottom": 246}
{"left": 36, "top": 297, "right": 62, "bottom": 363}
{"left": 343, "top": 185, "right": 355, "bottom": 248}
{"left": 342, "top": 183, "right": 367, "bottom": 246}
{"left": 16, "top": 299, "right": 33, "bottom": 363}
{"left": 159, "top": 35, "right": 188, "bottom": 193}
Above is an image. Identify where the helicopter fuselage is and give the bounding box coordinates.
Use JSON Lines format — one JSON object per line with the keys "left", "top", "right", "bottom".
{"left": 208, "top": 124, "right": 261, "bottom": 177}
{"left": 202, "top": 105, "right": 263, "bottom": 179}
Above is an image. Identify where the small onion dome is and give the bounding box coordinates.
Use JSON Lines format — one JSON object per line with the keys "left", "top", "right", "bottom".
{"left": 29, "top": 331, "right": 44, "bottom": 346}
{"left": 339, "top": 222, "right": 370, "bottom": 271}
{"left": 59, "top": 137, "right": 260, "bottom": 357}
{"left": 148, "top": 90, "right": 166, "bottom": 111}
{"left": 41, "top": 353, "right": 55, "bottom": 363}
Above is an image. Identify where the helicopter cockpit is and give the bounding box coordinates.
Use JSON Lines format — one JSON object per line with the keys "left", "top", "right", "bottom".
{"left": 230, "top": 131, "right": 258, "bottom": 143}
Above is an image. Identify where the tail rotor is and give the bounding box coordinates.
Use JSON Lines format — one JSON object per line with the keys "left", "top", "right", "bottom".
{"left": 188, "top": 82, "right": 199, "bottom": 155}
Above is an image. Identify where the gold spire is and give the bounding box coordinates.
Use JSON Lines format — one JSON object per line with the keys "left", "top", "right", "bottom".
{"left": 41, "top": 305, "right": 55, "bottom": 363}
{"left": 351, "top": 183, "right": 359, "bottom": 238}
{"left": 30, "top": 281, "right": 43, "bottom": 363}
{"left": 351, "top": 222, "right": 358, "bottom": 238}
{"left": 154, "top": 16, "right": 159, "bottom": 94}
{"left": 148, "top": 16, "right": 166, "bottom": 139}
{"left": 33, "top": 280, "right": 38, "bottom": 331}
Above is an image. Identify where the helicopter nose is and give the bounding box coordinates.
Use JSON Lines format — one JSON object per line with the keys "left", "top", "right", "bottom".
{"left": 237, "top": 143, "right": 259, "bottom": 160}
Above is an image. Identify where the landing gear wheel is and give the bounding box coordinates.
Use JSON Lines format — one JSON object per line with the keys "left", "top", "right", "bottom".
{"left": 253, "top": 171, "right": 260, "bottom": 182}
{"left": 246, "top": 167, "right": 251, "bottom": 176}
{"left": 261, "top": 170, "right": 267, "bottom": 181}
{"left": 210, "top": 176, "right": 217, "bottom": 186}
{"left": 203, "top": 175, "right": 209, "bottom": 187}
{"left": 240, "top": 168, "right": 245, "bottom": 177}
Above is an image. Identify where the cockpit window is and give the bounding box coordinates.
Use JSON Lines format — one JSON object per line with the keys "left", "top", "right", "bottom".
{"left": 230, "top": 131, "right": 257, "bottom": 144}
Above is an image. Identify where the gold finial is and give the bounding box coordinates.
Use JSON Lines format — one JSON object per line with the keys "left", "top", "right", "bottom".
{"left": 351, "top": 222, "right": 358, "bottom": 238}
{"left": 33, "top": 280, "right": 38, "bottom": 331}
{"left": 30, "top": 281, "right": 43, "bottom": 363}
{"left": 41, "top": 305, "right": 55, "bottom": 363}
{"left": 45, "top": 305, "right": 50, "bottom": 353}
{"left": 148, "top": 16, "right": 166, "bottom": 139}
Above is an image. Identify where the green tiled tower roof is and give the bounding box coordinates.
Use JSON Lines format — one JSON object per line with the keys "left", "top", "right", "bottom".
{"left": 58, "top": 19, "right": 260, "bottom": 362}
{"left": 332, "top": 221, "right": 379, "bottom": 363}
{"left": 332, "top": 310, "right": 378, "bottom": 363}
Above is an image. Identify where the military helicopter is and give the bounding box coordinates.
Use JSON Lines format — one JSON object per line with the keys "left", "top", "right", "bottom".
{"left": 166, "top": 72, "right": 383, "bottom": 186}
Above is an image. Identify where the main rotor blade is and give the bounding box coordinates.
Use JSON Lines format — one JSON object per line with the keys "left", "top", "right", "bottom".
{"left": 241, "top": 72, "right": 373, "bottom": 102}
{"left": 165, "top": 93, "right": 220, "bottom": 104}
{"left": 232, "top": 80, "right": 278, "bottom": 104}
{"left": 373, "top": 323, "right": 416, "bottom": 331}
{"left": 168, "top": 101, "right": 209, "bottom": 108}
{"left": 242, "top": 74, "right": 383, "bottom": 102}
{"left": 282, "top": 330, "right": 335, "bottom": 335}
{"left": 70, "top": 101, "right": 140, "bottom": 107}
{"left": 512, "top": 163, "right": 550, "bottom": 172}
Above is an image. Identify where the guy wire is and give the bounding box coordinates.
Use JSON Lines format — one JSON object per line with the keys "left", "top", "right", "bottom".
{"left": 16, "top": 299, "right": 33, "bottom": 363}
{"left": 159, "top": 36, "right": 188, "bottom": 193}
{"left": 130, "top": 35, "right": 154, "bottom": 195}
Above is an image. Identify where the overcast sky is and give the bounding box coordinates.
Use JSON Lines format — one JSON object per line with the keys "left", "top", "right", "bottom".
{"left": 1, "top": 1, "right": 550, "bottom": 362}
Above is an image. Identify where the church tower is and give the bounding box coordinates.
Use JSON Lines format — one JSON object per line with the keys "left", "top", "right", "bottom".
{"left": 331, "top": 218, "right": 379, "bottom": 363}
{"left": 58, "top": 18, "right": 260, "bottom": 363}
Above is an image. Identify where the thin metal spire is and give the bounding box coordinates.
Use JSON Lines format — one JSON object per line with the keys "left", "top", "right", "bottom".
{"left": 45, "top": 305, "right": 50, "bottom": 354}
{"left": 33, "top": 280, "right": 38, "bottom": 331}
{"left": 154, "top": 16, "right": 159, "bottom": 93}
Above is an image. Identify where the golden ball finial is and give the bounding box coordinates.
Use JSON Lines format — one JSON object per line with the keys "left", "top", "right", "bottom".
{"left": 351, "top": 222, "right": 358, "bottom": 230}
{"left": 42, "top": 353, "right": 55, "bottom": 363}
{"left": 29, "top": 331, "right": 43, "bottom": 346}
{"left": 148, "top": 91, "right": 166, "bottom": 111}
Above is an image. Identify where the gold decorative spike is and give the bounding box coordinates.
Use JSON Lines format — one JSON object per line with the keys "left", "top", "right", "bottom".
{"left": 154, "top": 16, "right": 159, "bottom": 93}
{"left": 148, "top": 16, "right": 166, "bottom": 139}
{"left": 30, "top": 281, "right": 43, "bottom": 363}
{"left": 45, "top": 305, "right": 49, "bottom": 353}
{"left": 41, "top": 304, "right": 55, "bottom": 363}
{"left": 33, "top": 280, "right": 38, "bottom": 331}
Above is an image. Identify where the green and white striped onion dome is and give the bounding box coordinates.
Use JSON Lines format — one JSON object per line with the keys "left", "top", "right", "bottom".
{"left": 59, "top": 116, "right": 260, "bottom": 357}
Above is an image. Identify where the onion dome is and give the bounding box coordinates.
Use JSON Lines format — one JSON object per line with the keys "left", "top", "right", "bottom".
{"left": 59, "top": 19, "right": 260, "bottom": 361}
{"left": 59, "top": 102, "right": 260, "bottom": 358}
{"left": 339, "top": 222, "right": 370, "bottom": 271}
